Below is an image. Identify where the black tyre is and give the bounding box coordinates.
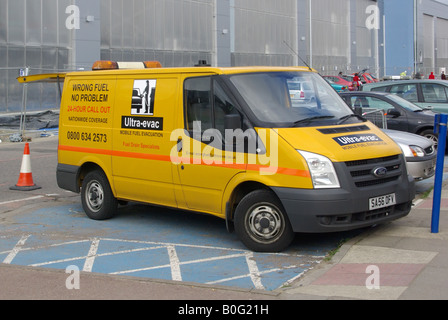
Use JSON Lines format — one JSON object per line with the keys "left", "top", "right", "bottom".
{"left": 234, "top": 190, "right": 294, "bottom": 252}
{"left": 81, "top": 170, "right": 117, "bottom": 220}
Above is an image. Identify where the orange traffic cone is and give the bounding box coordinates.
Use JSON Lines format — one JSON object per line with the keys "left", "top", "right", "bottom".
{"left": 10, "top": 143, "right": 41, "bottom": 191}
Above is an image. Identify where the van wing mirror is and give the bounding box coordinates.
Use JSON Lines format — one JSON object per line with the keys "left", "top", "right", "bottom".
{"left": 354, "top": 106, "right": 363, "bottom": 117}
{"left": 225, "top": 114, "right": 242, "bottom": 131}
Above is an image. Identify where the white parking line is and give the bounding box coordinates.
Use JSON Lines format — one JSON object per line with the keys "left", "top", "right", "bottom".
{"left": 3, "top": 235, "right": 30, "bottom": 264}
{"left": 413, "top": 199, "right": 424, "bottom": 207}
{"left": 167, "top": 245, "right": 182, "bottom": 282}
{"left": 3, "top": 234, "right": 324, "bottom": 291}
{"left": 0, "top": 196, "right": 45, "bottom": 206}
{"left": 83, "top": 238, "right": 100, "bottom": 272}
{"left": 245, "top": 252, "right": 265, "bottom": 290}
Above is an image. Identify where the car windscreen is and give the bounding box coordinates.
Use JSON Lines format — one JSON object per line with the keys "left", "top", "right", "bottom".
{"left": 228, "top": 71, "right": 356, "bottom": 127}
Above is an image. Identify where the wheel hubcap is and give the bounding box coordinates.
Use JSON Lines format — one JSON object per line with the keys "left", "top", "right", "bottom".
{"left": 424, "top": 134, "right": 438, "bottom": 149}
{"left": 86, "top": 181, "right": 104, "bottom": 213}
{"left": 247, "top": 205, "right": 283, "bottom": 241}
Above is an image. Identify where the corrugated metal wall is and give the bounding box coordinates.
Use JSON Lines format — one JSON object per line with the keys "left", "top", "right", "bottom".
{"left": 436, "top": 17, "right": 448, "bottom": 71}
{"left": 354, "top": 0, "right": 376, "bottom": 72}
{"left": 308, "top": 0, "right": 351, "bottom": 73}
{"left": 1, "top": 0, "right": 448, "bottom": 113}
{"left": 100, "top": 0, "right": 214, "bottom": 67}
{"left": 0, "top": 0, "right": 72, "bottom": 112}
{"left": 231, "top": 0, "right": 297, "bottom": 66}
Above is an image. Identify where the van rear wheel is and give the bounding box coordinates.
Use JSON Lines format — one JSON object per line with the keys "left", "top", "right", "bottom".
{"left": 234, "top": 190, "right": 294, "bottom": 252}
{"left": 81, "top": 170, "right": 117, "bottom": 220}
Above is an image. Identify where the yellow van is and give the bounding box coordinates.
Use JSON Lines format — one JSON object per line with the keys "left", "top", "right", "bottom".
{"left": 19, "top": 62, "right": 415, "bottom": 252}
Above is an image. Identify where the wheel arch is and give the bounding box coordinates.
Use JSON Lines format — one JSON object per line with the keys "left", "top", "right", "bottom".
{"left": 224, "top": 179, "right": 282, "bottom": 231}
{"left": 416, "top": 126, "right": 435, "bottom": 136}
{"left": 77, "top": 162, "right": 111, "bottom": 193}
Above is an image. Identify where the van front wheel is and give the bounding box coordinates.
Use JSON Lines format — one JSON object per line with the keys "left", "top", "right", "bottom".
{"left": 81, "top": 171, "right": 117, "bottom": 220}
{"left": 234, "top": 190, "right": 294, "bottom": 252}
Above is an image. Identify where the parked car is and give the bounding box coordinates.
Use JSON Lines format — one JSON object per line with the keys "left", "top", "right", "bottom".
{"left": 322, "top": 75, "right": 355, "bottom": 91}
{"left": 363, "top": 72, "right": 379, "bottom": 83}
{"left": 383, "top": 129, "right": 436, "bottom": 181}
{"left": 287, "top": 80, "right": 315, "bottom": 106}
{"left": 362, "top": 80, "right": 448, "bottom": 114}
{"left": 324, "top": 78, "right": 348, "bottom": 93}
{"left": 353, "top": 69, "right": 379, "bottom": 84}
{"left": 340, "top": 91, "right": 439, "bottom": 147}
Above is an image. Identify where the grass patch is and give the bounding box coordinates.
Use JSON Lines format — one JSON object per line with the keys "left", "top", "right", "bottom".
{"left": 324, "top": 238, "right": 350, "bottom": 262}
{"left": 421, "top": 187, "right": 434, "bottom": 199}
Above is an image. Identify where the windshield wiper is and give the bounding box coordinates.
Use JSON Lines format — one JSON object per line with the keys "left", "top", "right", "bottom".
{"left": 338, "top": 114, "right": 366, "bottom": 124}
{"left": 293, "top": 116, "right": 335, "bottom": 126}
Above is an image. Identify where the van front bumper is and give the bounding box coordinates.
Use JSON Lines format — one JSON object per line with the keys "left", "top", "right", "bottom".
{"left": 272, "top": 174, "right": 415, "bottom": 233}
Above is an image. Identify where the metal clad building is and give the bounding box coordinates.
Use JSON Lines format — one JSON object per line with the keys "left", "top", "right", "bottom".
{"left": 1, "top": 0, "right": 448, "bottom": 113}
{"left": 100, "top": 0, "right": 214, "bottom": 68}
{"left": 0, "top": 0, "right": 73, "bottom": 113}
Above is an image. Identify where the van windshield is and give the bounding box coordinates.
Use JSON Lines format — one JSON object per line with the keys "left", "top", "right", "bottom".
{"left": 229, "top": 71, "right": 357, "bottom": 127}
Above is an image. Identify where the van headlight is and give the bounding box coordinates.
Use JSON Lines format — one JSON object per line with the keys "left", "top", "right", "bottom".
{"left": 298, "top": 150, "right": 341, "bottom": 189}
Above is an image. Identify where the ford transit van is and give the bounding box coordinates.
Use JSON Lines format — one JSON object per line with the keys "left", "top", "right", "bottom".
{"left": 19, "top": 62, "right": 415, "bottom": 252}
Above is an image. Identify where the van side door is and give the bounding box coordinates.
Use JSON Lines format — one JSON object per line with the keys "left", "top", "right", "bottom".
{"left": 112, "top": 76, "right": 178, "bottom": 208}
{"left": 173, "top": 75, "right": 246, "bottom": 216}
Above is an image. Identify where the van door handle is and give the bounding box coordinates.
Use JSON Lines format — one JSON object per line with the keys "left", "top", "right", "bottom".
{"left": 177, "top": 138, "right": 183, "bottom": 152}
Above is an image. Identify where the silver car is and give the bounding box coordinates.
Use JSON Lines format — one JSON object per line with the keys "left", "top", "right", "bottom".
{"left": 383, "top": 129, "right": 437, "bottom": 181}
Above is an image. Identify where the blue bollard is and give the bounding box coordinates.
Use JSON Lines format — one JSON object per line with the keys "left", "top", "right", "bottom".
{"left": 432, "top": 114, "right": 448, "bottom": 234}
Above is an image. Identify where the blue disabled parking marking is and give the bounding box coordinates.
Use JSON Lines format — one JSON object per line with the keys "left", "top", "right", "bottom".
{"left": 0, "top": 203, "right": 358, "bottom": 291}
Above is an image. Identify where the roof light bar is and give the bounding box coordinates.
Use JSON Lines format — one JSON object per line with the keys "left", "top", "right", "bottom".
{"left": 92, "top": 61, "right": 162, "bottom": 71}
{"left": 92, "top": 61, "right": 119, "bottom": 70}
{"left": 143, "top": 61, "right": 163, "bottom": 69}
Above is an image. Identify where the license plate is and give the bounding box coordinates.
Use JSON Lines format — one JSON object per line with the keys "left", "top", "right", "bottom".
{"left": 369, "top": 193, "right": 396, "bottom": 210}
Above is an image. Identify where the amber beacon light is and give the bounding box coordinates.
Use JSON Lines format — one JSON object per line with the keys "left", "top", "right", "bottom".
{"left": 92, "top": 60, "right": 162, "bottom": 70}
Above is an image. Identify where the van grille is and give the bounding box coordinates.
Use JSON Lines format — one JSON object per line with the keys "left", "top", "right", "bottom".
{"left": 345, "top": 155, "right": 402, "bottom": 188}
{"left": 318, "top": 125, "right": 369, "bottom": 135}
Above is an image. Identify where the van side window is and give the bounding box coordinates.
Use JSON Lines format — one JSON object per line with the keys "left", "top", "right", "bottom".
{"left": 213, "top": 79, "right": 239, "bottom": 136}
{"left": 185, "top": 76, "right": 241, "bottom": 143}
{"left": 185, "top": 77, "right": 213, "bottom": 133}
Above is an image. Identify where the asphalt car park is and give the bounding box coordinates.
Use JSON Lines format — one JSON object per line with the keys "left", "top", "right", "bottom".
{"left": 0, "top": 137, "right": 361, "bottom": 292}
{"left": 0, "top": 135, "right": 444, "bottom": 293}
{"left": 0, "top": 197, "right": 360, "bottom": 292}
